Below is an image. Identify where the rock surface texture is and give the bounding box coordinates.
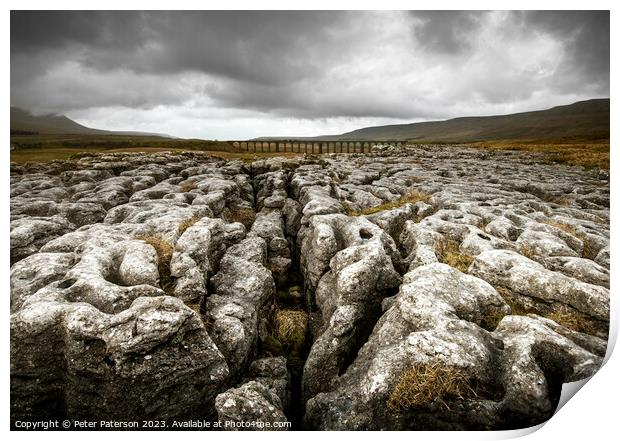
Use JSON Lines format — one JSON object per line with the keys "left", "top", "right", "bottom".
{"left": 10, "top": 146, "right": 609, "bottom": 430}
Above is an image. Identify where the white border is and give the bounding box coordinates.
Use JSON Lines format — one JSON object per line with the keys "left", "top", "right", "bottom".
{"left": 3, "top": 2, "right": 616, "bottom": 440}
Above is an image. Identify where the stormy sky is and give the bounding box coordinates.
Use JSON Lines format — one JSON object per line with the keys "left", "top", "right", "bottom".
{"left": 10, "top": 10, "right": 610, "bottom": 139}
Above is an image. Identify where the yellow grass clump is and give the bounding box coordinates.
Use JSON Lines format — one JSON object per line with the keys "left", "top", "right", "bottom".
{"left": 180, "top": 181, "right": 197, "bottom": 192}
{"left": 177, "top": 215, "right": 200, "bottom": 235}
{"left": 469, "top": 141, "right": 609, "bottom": 170}
{"left": 275, "top": 309, "right": 308, "bottom": 347}
{"left": 518, "top": 244, "right": 539, "bottom": 261}
{"left": 347, "top": 190, "right": 432, "bottom": 216}
{"left": 547, "top": 304, "right": 599, "bottom": 336}
{"left": 435, "top": 239, "right": 474, "bottom": 273}
{"left": 136, "top": 234, "right": 175, "bottom": 293}
{"left": 225, "top": 207, "right": 256, "bottom": 229}
{"left": 543, "top": 220, "right": 578, "bottom": 237}
{"left": 387, "top": 363, "right": 476, "bottom": 413}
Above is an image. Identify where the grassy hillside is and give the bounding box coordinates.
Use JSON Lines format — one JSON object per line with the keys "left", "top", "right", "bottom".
{"left": 11, "top": 107, "right": 106, "bottom": 135}
{"left": 10, "top": 107, "right": 171, "bottom": 138}
{"left": 316, "top": 99, "right": 610, "bottom": 143}
{"left": 9, "top": 134, "right": 237, "bottom": 163}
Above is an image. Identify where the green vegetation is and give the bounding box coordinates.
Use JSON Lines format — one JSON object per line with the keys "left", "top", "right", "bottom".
{"left": 332, "top": 99, "right": 609, "bottom": 146}
{"left": 387, "top": 362, "right": 476, "bottom": 413}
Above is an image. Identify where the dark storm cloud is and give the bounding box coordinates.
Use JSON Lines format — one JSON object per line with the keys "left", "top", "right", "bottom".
{"left": 11, "top": 11, "right": 349, "bottom": 86}
{"left": 524, "top": 11, "right": 610, "bottom": 88}
{"left": 409, "top": 11, "right": 480, "bottom": 54}
{"left": 10, "top": 10, "right": 610, "bottom": 134}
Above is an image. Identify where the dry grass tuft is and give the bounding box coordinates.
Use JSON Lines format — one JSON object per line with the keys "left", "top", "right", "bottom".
{"left": 547, "top": 304, "right": 599, "bottom": 335}
{"left": 576, "top": 233, "right": 597, "bottom": 260}
{"left": 347, "top": 190, "right": 432, "bottom": 216}
{"left": 518, "top": 244, "right": 538, "bottom": 261}
{"left": 186, "top": 301, "right": 203, "bottom": 317}
{"left": 435, "top": 239, "right": 474, "bottom": 273}
{"left": 275, "top": 309, "right": 308, "bottom": 347}
{"left": 543, "top": 220, "right": 578, "bottom": 237}
{"left": 225, "top": 207, "right": 256, "bottom": 229}
{"left": 541, "top": 194, "right": 572, "bottom": 206}
{"left": 387, "top": 363, "right": 476, "bottom": 413}
{"left": 495, "top": 286, "right": 530, "bottom": 315}
{"left": 479, "top": 308, "right": 508, "bottom": 331}
{"left": 545, "top": 223, "right": 599, "bottom": 260}
{"left": 470, "top": 141, "right": 609, "bottom": 170}
{"left": 177, "top": 215, "right": 200, "bottom": 235}
{"left": 180, "top": 181, "right": 197, "bottom": 192}
{"left": 136, "top": 234, "right": 175, "bottom": 293}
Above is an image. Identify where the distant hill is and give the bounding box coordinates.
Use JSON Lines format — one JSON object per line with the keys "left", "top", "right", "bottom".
{"left": 10, "top": 107, "right": 171, "bottom": 138}
{"left": 256, "top": 99, "right": 610, "bottom": 143}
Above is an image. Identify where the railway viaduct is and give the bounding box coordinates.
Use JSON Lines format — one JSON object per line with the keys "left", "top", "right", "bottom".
{"left": 227, "top": 140, "right": 404, "bottom": 154}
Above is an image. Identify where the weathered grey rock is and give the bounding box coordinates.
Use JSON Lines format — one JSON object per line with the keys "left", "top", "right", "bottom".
{"left": 492, "top": 315, "right": 604, "bottom": 425}
{"left": 251, "top": 209, "right": 291, "bottom": 287}
{"left": 543, "top": 256, "right": 609, "bottom": 288}
{"left": 118, "top": 241, "right": 160, "bottom": 287}
{"left": 304, "top": 263, "right": 509, "bottom": 430}
{"left": 215, "top": 357, "right": 290, "bottom": 430}
{"left": 299, "top": 214, "right": 401, "bottom": 300}
{"left": 515, "top": 229, "right": 579, "bottom": 259}
{"left": 10, "top": 252, "right": 76, "bottom": 312}
{"left": 207, "top": 237, "right": 276, "bottom": 377}
{"left": 9, "top": 147, "right": 610, "bottom": 428}
{"left": 171, "top": 218, "right": 246, "bottom": 302}
{"left": 469, "top": 249, "right": 609, "bottom": 322}
{"left": 215, "top": 381, "right": 288, "bottom": 430}
{"left": 10, "top": 216, "right": 75, "bottom": 264}
{"left": 302, "top": 238, "right": 401, "bottom": 401}
{"left": 11, "top": 295, "right": 229, "bottom": 421}
{"left": 595, "top": 245, "right": 610, "bottom": 268}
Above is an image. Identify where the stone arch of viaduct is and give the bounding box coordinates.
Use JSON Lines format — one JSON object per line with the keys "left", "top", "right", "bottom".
{"left": 227, "top": 140, "right": 404, "bottom": 154}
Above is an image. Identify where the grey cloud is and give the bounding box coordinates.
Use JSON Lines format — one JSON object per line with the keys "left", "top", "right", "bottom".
{"left": 409, "top": 11, "right": 481, "bottom": 54}
{"left": 12, "top": 11, "right": 351, "bottom": 86}
{"left": 10, "top": 10, "right": 610, "bottom": 129}
{"left": 525, "top": 11, "right": 609, "bottom": 87}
